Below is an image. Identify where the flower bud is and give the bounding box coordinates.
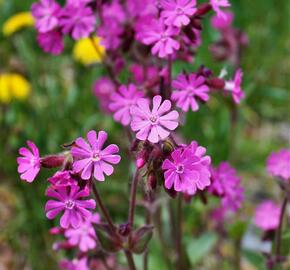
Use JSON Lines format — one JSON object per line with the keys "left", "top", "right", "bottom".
{"left": 136, "top": 150, "right": 149, "bottom": 169}
{"left": 41, "top": 155, "right": 65, "bottom": 168}
{"left": 195, "top": 3, "right": 212, "bottom": 16}
{"left": 118, "top": 223, "right": 131, "bottom": 237}
{"left": 207, "top": 78, "right": 225, "bottom": 89}
{"left": 147, "top": 172, "right": 157, "bottom": 191}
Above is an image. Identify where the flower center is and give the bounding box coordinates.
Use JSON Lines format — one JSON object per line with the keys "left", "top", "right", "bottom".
{"left": 30, "top": 157, "right": 39, "bottom": 166}
{"left": 92, "top": 151, "right": 101, "bottom": 161}
{"left": 176, "top": 164, "right": 184, "bottom": 174}
{"left": 149, "top": 115, "right": 159, "bottom": 125}
{"left": 176, "top": 7, "right": 184, "bottom": 15}
{"left": 65, "top": 199, "right": 75, "bottom": 210}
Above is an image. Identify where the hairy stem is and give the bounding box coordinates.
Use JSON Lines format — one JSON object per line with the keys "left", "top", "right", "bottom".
{"left": 128, "top": 170, "right": 139, "bottom": 227}
{"left": 124, "top": 250, "right": 137, "bottom": 270}
{"left": 92, "top": 182, "right": 116, "bottom": 234}
{"left": 274, "top": 196, "right": 288, "bottom": 257}
{"left": 176, "top": 194, "right": 183, "bottom": 269}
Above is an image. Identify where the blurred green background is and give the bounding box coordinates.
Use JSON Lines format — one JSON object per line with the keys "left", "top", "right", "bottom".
{"left": 0, "top": 0, "right": 289, "bottom": 269}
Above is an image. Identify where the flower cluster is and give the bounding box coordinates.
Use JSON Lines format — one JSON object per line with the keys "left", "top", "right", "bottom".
{"left": 17, "top": 0, "right": 255, "bottom": 268}
{"left": 31, "top": 0, "right": 96, "bottom": 55}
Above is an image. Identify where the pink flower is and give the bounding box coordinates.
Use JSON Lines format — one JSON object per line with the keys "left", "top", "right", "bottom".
{"left": 48, "top": 171, "right": 78, "bottom": 187}
{"left": 93, "top": 77, "right": 116, "bottom": 113}
{"left": 37, "top": 30, "right": 64, "bottom": 55}
{"left": 254, "top": 200, "right": 281, "bottom": 231}
{"left": 60, "top": 257, "right": 89, "bottom": 270}
{"left": 71, "top": 130, "right": 121, "bottom": 181}
{"left": 17, "top": 141, "right": 41, "bottom": 183}
{"left": 139, "top": 19, "right": 180, "bottom": 58}
{"left": 64, "top": 213, "right": 100, "bottom": 252}
{"left": 45, "top": 185, "right": 96, "bottom": 229}
{"left": 210, "top": 0, "right": 231, "bottom": 19}
{"left": 172, "top": 73, "right": 209, "bottom": 112}
{"left": 160, "top": 0, "right": 197, "bottom": 27}
{"left": 266, "top": 149, "right": 290, "bottom": 181}
{"left": 224, "top": 69, "right": 245, "bottom": 104}
{"left": 162, "top": 142, "right": 211, "bottom": 194}
{"left": 211, "top": 11, "right": 233, "bottom": 30}
{"left": 209, "top": 162, "right": 244, "bottom": 212}
{"left": 59, "top": 3, "right": 95, "bottom": 40}
{"left": 31, "top": 0, "right": 61, "bottom": 33}
{"left": 109, "top": 84, "right": 144, "bottom": 126}
{"left": 130, "top": 95, "right": 179, "bottom": 143}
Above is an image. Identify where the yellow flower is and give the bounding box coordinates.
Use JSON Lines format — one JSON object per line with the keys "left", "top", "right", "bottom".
{"left": 0, "top": 73, "right": 31, "bottom": 103}
{"left": 0, "top": 74, "right": 12, "bottom": 103}
{"left": 2, "top": 12, "right": 34, "bottom": 36}
{"left": 9, "top": 73, "right": 31, "bottom": 100}
{"left": 73, "top": 37, "right": 106, "bottom": 65}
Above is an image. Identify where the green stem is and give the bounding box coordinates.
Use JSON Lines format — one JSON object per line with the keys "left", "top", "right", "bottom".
{"left": 176, "top": 194, "right": 183, "bottom": 270}
{"left": 274, "top": 196, "right": 288, "bottom": 258}
{"left": 124, "top": 250, "right": 137, "bottom": 270}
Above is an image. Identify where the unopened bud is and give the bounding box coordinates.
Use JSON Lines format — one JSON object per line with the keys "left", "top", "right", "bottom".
{"left": 147, "top": 172, "right": 157, "bottom": 191}
{"left": 207, "top": 78, "right": 225, "bottom": 89}
{"left": 195, "top": 3, "right": 212, "bottom": 16}
{"left": 41, "top": 155, "right": 65, "bottom": 168}
{"left": 49, "top": 227, "right": 64, "bottom": 235}
{"left": 118, "top": 223, "right": 131, "bottom": 237}
{"left": 136, "top": 150, "right": 148, "bottom": 169}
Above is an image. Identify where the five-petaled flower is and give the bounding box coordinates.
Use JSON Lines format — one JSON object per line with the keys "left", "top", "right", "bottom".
{"left": 160, "top": 0, "right": 197, "bottom": 27}
{"left": 31, "top": 0, "right": 61, "bottom": 33}
{"left": 71, "top": 130, "right": 121, "bottom": 181}
{"left": 162, "top": 141, "right": 211, "bottom": 194}
{"left": 45, "top": 185, "right": 96, "bottom": 229}
{"left": 139, "top": 19, "right": 180, "bottom": 58}
{"left": 17, "top": 140, "right": 41, "bottom": 183}
{"left": 64, "top": 213, "right": 100, "bottom": 252}
{"left": 130, "top": 95, "right": 179, "bottom": 143}
{"left": 172, "top": 73, "right": 209, "bottom": 112}
{"left": 254, "top": 200, "right": 281, "bottom": 231}
{"left": 109, "top": 84, "right": 144, "bottom": 126}
{"left": 267, "top": 149, "right": 290, "bottom": 181}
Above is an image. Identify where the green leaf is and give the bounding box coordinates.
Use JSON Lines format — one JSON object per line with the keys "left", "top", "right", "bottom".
{"left": 186, "top": 232, "right": 218, "bottom": 265}
{"left": 242, "top": 249, "right": 267, "bottom": 270}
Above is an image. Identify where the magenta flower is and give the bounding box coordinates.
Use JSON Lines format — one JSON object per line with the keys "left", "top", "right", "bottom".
{"left": 109, "top": 84, "right": 144, "bottom": 126}
{"left": 129, "top": 64, "right": 159, "bottom": 86}
{"left": 211, "top": 11, "right": 233, "bottom": 30}
{"left": 130, "top": 95, "right": 179, "bottom": 143}
{"left": 31, "top": 0, "right": 61, "bottom": 33}
{"left": 45, "top": 185, "right": 96, "bottom": 229}
{"left": 17, "top": 141, "right": 41, "bottom": 183}
{"left": 172, "top": 73, "right": 209, "bottom": 112}
{"left": 209, "top": 162, "right": 244, "bottom": 212}
{"left": 210, "top": 0, "right": 231, "bottom": 19}
{"left": 48, "top": 171, "right": 78, "bottom": 187}
{"left": 160, "top": 0, "right": 197, "bottom": 27}
{"left": 266, "top": 149, "right": 290, "bottom": 181}
{"left": 71, "top": 130, "right": 121, "bottom": 181}
{"left": 224, "top": 69, "right": 245, "bottom": 104}
{"left": 139, "top": 19, "right": 180, "bottom": 58}
{"left": 60, "top": 257, "right": 89, "bottom": 270}
{"left": 37, "top": 30, "right": 64, "bottom": 55}
{"left": 162, "top": 142, "right": 211, "bottom": 194}
{"left": 59, "top": 3, "right": 95, "bottom": 40}
{"left": 64, "top": 213, "right": 100, "bottom": 252}
{"left": 254, "top": 200, "right": 281, "bottom": 231}
{"left": 93, "top": 77, "right": 116, "bottom": 113}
